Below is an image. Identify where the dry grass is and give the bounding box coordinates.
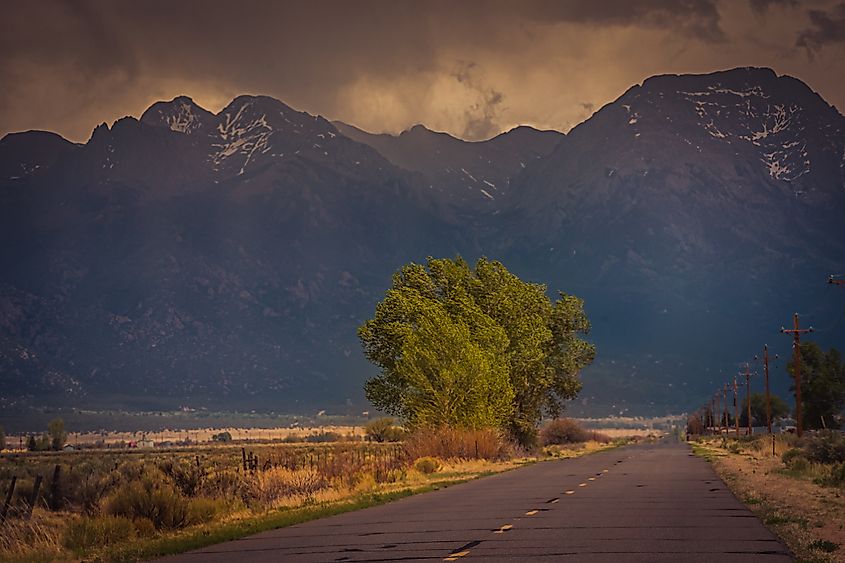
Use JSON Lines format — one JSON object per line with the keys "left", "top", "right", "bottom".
{"left": 245, "top": 468, "right": 329, "bottom": 507}
{"left": 543, "top": 440, "right": 619, "bottom": 459}
{"left": 0, "top": 508, "right": 66, "bottom": 560}
{"left": 403, "top": 427, "right": 514, "bottom": 461}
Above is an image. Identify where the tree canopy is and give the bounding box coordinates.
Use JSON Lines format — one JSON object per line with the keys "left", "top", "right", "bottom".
{"left": 739, "top": 392, "right": 789, "bottom": 427}
{"left": 788, "top": 342, "right": 845, "bottom": 430}
{"left": 359, "top": 257, "right": 595, "bottom": 444}
{"left": 48, "top": 418, "right": 67, "bottom": 451}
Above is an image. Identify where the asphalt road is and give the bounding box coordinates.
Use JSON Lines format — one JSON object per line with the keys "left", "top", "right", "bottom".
{"left": 155, "top": 440, "right": 792, "bottom": 562}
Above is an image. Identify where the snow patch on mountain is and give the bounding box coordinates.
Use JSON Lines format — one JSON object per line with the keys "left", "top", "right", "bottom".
{"left": 678, "top": 85, "right": 811, "bottom": 180}
{"left": 140, "top": 96, "right": 213, "bottom": 136}
{"left": 165, "top": 100, "right": 205, "bottom": 134}
{"left": 211, "top": 102, "right": 274, "bottom": 174}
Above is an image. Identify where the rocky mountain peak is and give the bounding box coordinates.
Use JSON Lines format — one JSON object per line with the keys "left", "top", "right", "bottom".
{"left": 140, "top": 96, "right": 215, "bottom": 135}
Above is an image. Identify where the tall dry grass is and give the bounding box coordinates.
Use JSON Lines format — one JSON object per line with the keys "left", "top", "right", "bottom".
{"left": 244, "top": 467, "right": 328, "bottom": 507}
{"left": 404, "top": 427, "right": 514, "bottom": 461}
{"left": 0, "top": 509, "right": 64, "bottom": 559}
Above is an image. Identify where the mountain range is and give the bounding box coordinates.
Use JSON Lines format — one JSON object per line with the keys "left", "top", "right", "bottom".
{"left": 1, "top": 67, "right": 844, "bottom": 417}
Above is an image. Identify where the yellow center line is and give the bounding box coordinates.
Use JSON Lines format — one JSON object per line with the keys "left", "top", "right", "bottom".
{"left": 549, "top": 498, "right": 560, "bottom": 503}
{"left": 603, "top": 469, "right": 609, "bottom": 473}
{"left": 588, "top": 477, "right": 596, "bottom": 481}
{"left": 525, "top": 509, "right": 539, "bottom": 516}
{"left": 564, "top": 490, "right": 575, "bottom": 494}
{"left": 493, "top": 524, "right": 513, "bottom": 534}
{"left": 444, "top": 550, "right": 470, "bottom": 561}
{"left": 578, "top": 483, "right": 587, "bottom": 487}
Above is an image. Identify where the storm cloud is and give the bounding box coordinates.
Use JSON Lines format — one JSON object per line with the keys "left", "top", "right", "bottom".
{"left": 796, "top": 2, "right": 845, "bottom": 56}
{"left": 2, "top": 0, "right": 844, "bottom": 142}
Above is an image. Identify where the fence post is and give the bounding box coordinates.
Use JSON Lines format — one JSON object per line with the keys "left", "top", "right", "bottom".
{"left": 49, "top": 465, "right": 62, "bottom": 510}
{"left": 26, "top": 475, "right": 43, "bottom": 520}
{"left": 1, "top": 476, "right": 17, "bottom": 523}
{"left": 241, "top": 448, "right": 247, "bottom": 472}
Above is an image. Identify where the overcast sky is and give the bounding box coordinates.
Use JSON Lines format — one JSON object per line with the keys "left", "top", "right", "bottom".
{"left": 2, "top": 0, "right": 844, "bottom": 142}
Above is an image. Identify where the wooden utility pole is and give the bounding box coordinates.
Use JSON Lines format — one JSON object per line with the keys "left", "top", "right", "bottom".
{"left": 743, "top": 364, "right": 753, "bottom": 436}
{"left": 733, "top": 377, "right": 740, "bottom": 436}
{"left": 722, "top": 384, "right": 729, "bottom": 434}
{"left": 755, "top": 345, "right": 778, "bottom": 434}
{"left": 781, "top": 313, "right": 814, "bottom": 437}
{"left": 709, "top": 398, "right": 715, "bottom": 434}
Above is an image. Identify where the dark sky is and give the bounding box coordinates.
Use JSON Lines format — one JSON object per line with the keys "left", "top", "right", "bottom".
{"left": 2, "top": 0, "right": 844, "bottom": 142}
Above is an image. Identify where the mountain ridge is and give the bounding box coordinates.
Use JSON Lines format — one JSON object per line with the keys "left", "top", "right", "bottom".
{"left": 1, "top": 66, "right": 843, "bottom": 417}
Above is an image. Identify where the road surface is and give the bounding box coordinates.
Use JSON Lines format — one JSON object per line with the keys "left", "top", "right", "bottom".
{"left": 156, "top": 440, "right": 792, "bottom": 562}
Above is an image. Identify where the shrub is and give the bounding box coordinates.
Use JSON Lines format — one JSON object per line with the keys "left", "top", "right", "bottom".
{"left": 829, "top": 463, "right": 845, "bottom": 486}
{"left": 75, "top": 473, "right": 110, "bottom": 515}
{"left": 404, "top": 427, "right": 514, "bottom": 460}
{"left": 786, "top": 455, "right": 810, "bottom": 472}
{"left": 304, "top": 432, "right": 343, "bottom": 443}
{"left": 104, "top": 475, "right": 190, "bottom": 530}
{"left": 132, "top": 517, "right": 157, "bottom": 538}
{"left": 365, "top": 418, "right": 407, "bottom": 443}
{"left": 540, "top": 419, "right": 594, "bottom": 445}
{"left": 804, "top": 431, "right": 845, "bottom": 464}
{"left": 782, "top": 448, "right": 804, "bottom": 465}
{"left": 159, "top": 459, "right": 205, "bottom": 497}
{"left": 200, "top": 470, "right": 246, "bottom": 500}
{"left": 413, "top": 457, "right": 441, "bottom": 474}
{"left": 63, "top": 515, "right": 135, "bottom": 551}
{"left": 211, "top": 432, "right": 232, "bottom": 442}
{"left": 813, "top": 463, "right": 845, "bottom": 488}
{"left": 187, "top": 497, "right": 223, "bottom": 525}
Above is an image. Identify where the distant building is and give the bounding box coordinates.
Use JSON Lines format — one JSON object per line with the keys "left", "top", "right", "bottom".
{"left": 138, "top": 439, "right": 155, "bottom": 448}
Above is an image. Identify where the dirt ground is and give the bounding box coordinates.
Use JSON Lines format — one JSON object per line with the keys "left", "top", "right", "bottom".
{"left": 700, "top": 439, "right": 845, "bottom": 562}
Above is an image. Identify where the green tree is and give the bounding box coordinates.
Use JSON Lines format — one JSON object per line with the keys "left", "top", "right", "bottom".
{"left": 787, "top": 343, "right": 845, "bottom": 430}
{"left": 739, "top": 392, "right": 790, "bottom": 427}
{"left": 26, "top": 434, "right": 37, "bottom": 451}
{"left": 363, "top": 284, "right": 513, "bottom": 429}
{"left": 48, "top": 418, "right": 67, "bottom": 451}
{"left": 359, "top": 257, "right": 594, "bottom": 444}
{"left": 470, "top": 259, "right": 594, "bottom": 444}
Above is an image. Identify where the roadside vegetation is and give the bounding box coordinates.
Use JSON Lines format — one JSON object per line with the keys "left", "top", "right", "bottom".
{"left": 0, "top": 418, "right": 632, "bottom": 561}
{"left": 690, "top": 431, "right": 845, "bottom": 562}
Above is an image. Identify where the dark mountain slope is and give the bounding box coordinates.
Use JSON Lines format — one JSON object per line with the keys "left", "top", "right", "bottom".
{"left": 334, "top": 121, "right": 562, "bottom": 211}
{"left": 1, "top": 67, "right": 843, "bottom": 416}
